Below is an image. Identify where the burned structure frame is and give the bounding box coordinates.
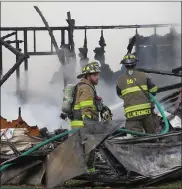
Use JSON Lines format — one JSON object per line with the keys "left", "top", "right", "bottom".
{"left": 0, "top": 6, "right": 181, "bottom": 88}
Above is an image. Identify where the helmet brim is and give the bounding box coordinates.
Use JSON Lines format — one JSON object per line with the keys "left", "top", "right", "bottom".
{"left": 77, "top": 71, "right": 100, "bottom": 79}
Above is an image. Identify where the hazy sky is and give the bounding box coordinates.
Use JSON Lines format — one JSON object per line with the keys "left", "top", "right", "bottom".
{"left": 1, "top": 2, "right": 181, "bottom": 71}
{"left": 1, "top": 2, "right": 181, "bottom": 130}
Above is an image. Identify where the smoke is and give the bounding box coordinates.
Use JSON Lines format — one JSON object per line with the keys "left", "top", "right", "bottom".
{"left": 1, "top": 2, "right": 181, "bottom": 132}
{"left": 136, "top": 29, "right": 181, "bottom": 101}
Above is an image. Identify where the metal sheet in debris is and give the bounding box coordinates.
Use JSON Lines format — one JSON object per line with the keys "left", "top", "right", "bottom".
{"left": 7, "top": 162, "right": 45, "bottom": 186}
{"left": 80, "top": 120, "right": 124, "bottom": 155}
{"left": 45, "top": 131, "right": 87, "bottom": 188}
{"left": 105, "top": 133, "right": 182, "bottom": 177}
{"left": 1, "top": 160, "right": 43, "bottom": 184}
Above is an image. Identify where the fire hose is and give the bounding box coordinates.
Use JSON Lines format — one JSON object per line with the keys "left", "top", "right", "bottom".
{"left": 0, "top": 93, "right": 169, "bottom": 173}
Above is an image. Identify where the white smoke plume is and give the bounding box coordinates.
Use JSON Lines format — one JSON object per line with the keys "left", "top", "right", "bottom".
{"left": 1, "top": 2, "right": 181, "bottom": 132}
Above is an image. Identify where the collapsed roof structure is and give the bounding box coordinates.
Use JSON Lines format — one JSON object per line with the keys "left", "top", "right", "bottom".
{"left": 0, "top": 5, "right": 181, "bottom": 188}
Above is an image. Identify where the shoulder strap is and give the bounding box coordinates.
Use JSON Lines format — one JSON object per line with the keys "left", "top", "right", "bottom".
{"left": 126, "top": 72, "right": 149, "bottom": 100}
{"left": 72, "top": 82, "right": 96, "bottom": 107}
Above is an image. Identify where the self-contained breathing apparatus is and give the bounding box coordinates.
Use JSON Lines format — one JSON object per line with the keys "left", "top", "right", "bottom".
{"left": 60, "top": 83, "right": 112, "bottom": 122}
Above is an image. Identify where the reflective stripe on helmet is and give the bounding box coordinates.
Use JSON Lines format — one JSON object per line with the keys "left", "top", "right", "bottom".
{"left": 124, "top": 103, "right": 151, "bottom": 114}
{"left": 121, "top": 85, "right": 148, "bottom": 96}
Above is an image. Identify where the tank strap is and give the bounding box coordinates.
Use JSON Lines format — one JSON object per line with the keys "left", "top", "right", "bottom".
{"left": 70, "top": 82, "right": 97, "bottom": 119}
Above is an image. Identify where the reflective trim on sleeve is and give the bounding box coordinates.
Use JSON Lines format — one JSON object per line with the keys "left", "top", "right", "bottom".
{"left": 74, "top": 104, "right": 81, "bottom": 110}
{"left": 149, "top": 86, "right": 158, "bottom": 93}
{"left": 80, "top": 100, "right": 94, "bottom": 107}
{"left": 71, "top": 120, "right": 84, "bottom": 128}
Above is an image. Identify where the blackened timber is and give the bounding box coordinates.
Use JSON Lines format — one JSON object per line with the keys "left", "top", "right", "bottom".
{"left": 136, "top": 68, "right": 182, "bottom": 77}
{"left": 172, "top": 66, "right": 182, "bottom": 73}
{"left": 2, "top": 32, "right": 17, "bottom": 40}
{"left": 33, "top": 29, "right": 36, "bottom": 52}
{"left": 61, "top": 30, "right": 65, "bottom": 46}
{"left": 66, "top": 12, "right": 75, "bottom": 52}
{"left": 0, "top": 27, "right": 68, "bottom": 31}
{"left": 0, "top": 37, "right": 23, "bottom": 57}
{"left": 15, "top": 32, "right": 20, "bottom": 78}
{"left": 23, "top": 30, "right": 28, "bottom": 70}
{"left": 0, "top": 55, "right": 29, "bottom": 87}
{"left": 0, "top": 34, "right": 2, "bottom": 76}
{"left": 28, "top": 51, "right": 57, "bottom": 56}
{"left": 0, "top": 23, "right": 179, "bottom": 31}
{"left": 34, "top": 6, "right": 67, "bottom": 87}
{"left": 158, "top": 82, "right": 182, "bottom": 93}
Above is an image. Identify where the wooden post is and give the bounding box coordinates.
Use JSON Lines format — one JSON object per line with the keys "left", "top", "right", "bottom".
{"left": 61, "top": 30, "right": 65, "bottom": 47}
{"left": 154, "top": 27, "right": 157, "bottom": 67}
{"left": 24, "top": 29, "right": 28, "bottom": 71}
{"left": 0, "top": 34, "right": 2, "bottom": 77}
{"left": 15, "top": 31, "right": 20, "bottom": 78}
{"left": 18, "top": 107, "right": 21, "bottom": 117}
{"left": 33, "top": 29, "right": 36, "bottom": 52}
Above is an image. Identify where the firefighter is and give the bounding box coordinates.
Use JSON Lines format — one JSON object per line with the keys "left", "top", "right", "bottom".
{"left": 116, "top": 53, "right": 159, "bottom": 133}
{"left": 71, "top": 61, "right": 112, "bottom": 128}
{"left": 71, "top": 61, "right": 112, "bottom": 172}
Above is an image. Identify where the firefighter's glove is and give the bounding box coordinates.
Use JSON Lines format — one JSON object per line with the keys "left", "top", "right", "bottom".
{"left": 101, "top": 105, "right": 113, "bottom": 121}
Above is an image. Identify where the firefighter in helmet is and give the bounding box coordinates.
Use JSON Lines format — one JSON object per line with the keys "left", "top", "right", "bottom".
{"left": 71, "top": 61, "right": 112, "bottom": 129}
{"left": 116, "top": 53, "right": 159, "bottom": 133}
{"left": 71, "top": 61, "right": 112, "bottom": 172}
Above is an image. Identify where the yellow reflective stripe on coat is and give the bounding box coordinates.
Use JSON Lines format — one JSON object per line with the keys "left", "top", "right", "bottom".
{"left": 74, "top": 104, "right": 81, "bottom": 110}
{"left": 82, "top": 114, "right": 92, "bottom": 119}
{"left": 149, "top": 86, "right": 158, "bottom": 93}
{"left": 80, "top": 100, "right": 94, "bottom": 107}
{"left": 71, "top": 120, "right": 84, "bottom": 127}
{"left": 121, "top": 85, "right": 148, "bottom": 96}
{"left": 126, "top": 109, "right": 151, "bottom": 118}
{"left": 124, "top": 103, "right": 151, "bottom": 114}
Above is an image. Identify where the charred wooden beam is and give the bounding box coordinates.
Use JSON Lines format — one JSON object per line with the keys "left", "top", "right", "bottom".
{"left": 0, "top": 37, "right": 22, "bottom": 56}
{"left": 136, "top": 68, "right": 182, "bottom": 77}
{"left": 0, "top": 38, "right": 29, "bottom": 86}
{"left": 159, "top": 90, "right": 181, "bottom": 103}
{"left": 172, "top": 66, "right": 182, "bottom": 73}
{"left": 66, "top": 12, "right": 75, "bottom": 52}
{"left": 2, "top": 32, "right": 17, "bottom": 40}
{"left": 15, "top": 32, "right": 20, "bottom": 79}
{"left": 0, "top": 23, "right": 179, "bottom": 31}
{"left": 0, "top": 55, "right": 29, "bottom": 87}
{"left": 23, "top": 29, "right": 28, "bottom": 70}
{"left": 0, "top": 33, "right": 2, "bottom": 77}
{"left": 5, "top": 40, "right": 23, "bottom": 44}
{"left": 61, "top": 30, "right": 65, "bottom": 47}
{"left": 33, "top": 29, "right": 36, "bottom": 52}
{"left": 0, "top": 27, "right": 68, "bottom": 31}
{"left": 78, "top": 30, "right": 89, "bottom": 67}
{"left": 158, "top": 82, "right": 182, "bottom": 93}
{"left": 28, "top": 51, "right": 57, "bottom": 56}
{"left": 34, "top": 6, "right": 67, "bottom": 86}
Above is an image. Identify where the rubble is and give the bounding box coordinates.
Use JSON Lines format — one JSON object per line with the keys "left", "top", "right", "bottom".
{"left": 0, "top": 6, "right": 181, "bottom": 188}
